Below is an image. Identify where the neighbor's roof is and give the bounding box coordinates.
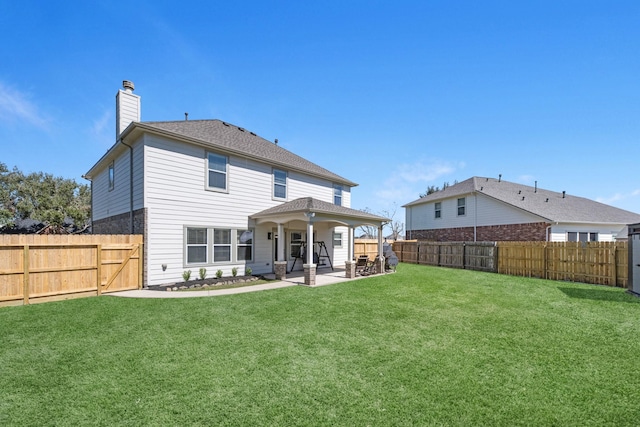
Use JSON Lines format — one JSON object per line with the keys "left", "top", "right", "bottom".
{"left": 86, "top": 119, "right": 356, "bottom": 187}
{"left": 403, "top": 176, "right": 640, "bottom": 224}
{"left": 251, "top": 197, "right": 389, "bottom": 223}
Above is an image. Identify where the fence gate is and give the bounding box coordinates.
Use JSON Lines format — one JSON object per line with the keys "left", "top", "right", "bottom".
{"left": 0, "top": 235, "right": 143, "bottom": 307}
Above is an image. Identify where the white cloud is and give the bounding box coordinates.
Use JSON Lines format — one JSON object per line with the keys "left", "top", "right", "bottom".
{"left": 596, "top": 189, "right": 640, "bottom": 205}
{"left": 374, "top": 159, "right": 464, "bottom": 206}
{"left": 91, "top": 109, "right": 111, "bottom": 135}
{"left": 0, "top": 82, "right": 49, "bottom": 128}
{"left": 517, "top": 175, "right": 535, "bottom": 185}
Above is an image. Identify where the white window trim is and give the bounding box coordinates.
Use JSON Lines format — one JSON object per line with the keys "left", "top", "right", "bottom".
{"left": 273, "top": 168, "right": 287, "bottom": 200}
{"left": 108, "top": 162, "right": 114, "bottom": 191}
{"left": 333, "top": 184, "right": 343, "bottom": 206}
{"left": 184, "top": 226, "right": 255, "bottom": 266}
{"left": 457, "top": 197, "right": 466, "bottom": 217}
{"left": 434, "top": 202, "right": 442, "bottom": 219}
{"left": 332, "top": 232, "right": 343, "bottom": 248}
{"left": 185, "top": 227, "right": 208, "bottom": 266}
{"left": 206, "top": 152, "right": 229, "bottom": 193}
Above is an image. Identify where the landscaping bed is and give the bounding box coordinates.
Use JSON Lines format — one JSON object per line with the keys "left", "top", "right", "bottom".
{"left": 151, "top": 275, "right": 260, "bottom": 291}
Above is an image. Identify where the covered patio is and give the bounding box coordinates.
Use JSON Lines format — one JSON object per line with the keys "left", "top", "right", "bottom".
{"left": 251, "top": 197, "right": 390, "bottom": 286}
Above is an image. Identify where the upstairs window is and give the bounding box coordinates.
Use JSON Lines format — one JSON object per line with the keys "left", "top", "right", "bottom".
{"left": 108, "top": 162, "right": 114, "bottom": 191}
{"left": 457, "top": 198, "right": 466, "bottom": 216}
{"left": 334, "top": 184, "right": 343, "bottom": 206}
{"left": 207, "top": 152, "right": 228, "bottom": 191}
{"left": 273, "top": 169, "right": 287, "bottom": 199}
{"left": 434, "top": 202, "right": 442, "bottom": 219}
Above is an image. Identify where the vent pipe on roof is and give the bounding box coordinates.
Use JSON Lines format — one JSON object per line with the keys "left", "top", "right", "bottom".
{"left": 562, "top": 191, "right": 566, "bottom": 198}
{"left": 498, "top": 174, "right": 502, "bottom": 182}
{"left": 122, "top": 80, "right": 135, "bottom": 92}
{"left": 185, "top": 112, "right": 188, "bottom": 121}
{"left": 275, "top": 138, "right": 278, "bottom": 145}
{"left": 535, "top": 181, "right": 537, "bottom": 193}
{"left": 545, "top": 198, "right": 549, "bottom": 202}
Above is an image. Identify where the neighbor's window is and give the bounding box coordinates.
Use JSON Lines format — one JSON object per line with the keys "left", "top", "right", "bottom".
{"left": 567, "top": 232, "right": 598, "bottom": 242}
{"left": 186, "top": 228, "right": 207, "bottom": 264}
{"left": 108, "top": 162, "right": 114, "bottom": 191}
{"left": 332, "top": 232, "right": 343, "bottom": 247}
{"left": 207, "top": 152, "right": 228, "bottom": 190}
{"left": 237, "top": 229, "right": 254, "bottom": 261}
{"left": 273, "top": 169, "right": 287, "bottom": 199}
{"left": 434, "top": 202, "right": 442, "bottom": 219}
{"left": 213, "top": 228, "right": 231, "bottom": 262}
{"left": 334, "top": 184, "right": 343, "bottom": 206}
{"left": 457, "top": 198, "right": 466, "bottom": 216}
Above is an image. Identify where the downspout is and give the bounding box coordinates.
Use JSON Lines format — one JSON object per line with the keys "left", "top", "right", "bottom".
{"left": 119, "top": 138, "right": 134, "bottom": 234}
{"left": 473, "top": 193, "right": 477, "bottom": 242}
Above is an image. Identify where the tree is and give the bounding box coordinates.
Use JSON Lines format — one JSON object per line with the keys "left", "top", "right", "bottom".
{"left": 380, "top": 203, "right": 404, "bottom": 241}
{"left": 419, "top": 180, "right": 458, "bottom": 198}
{"left": 357, "top": 204, "right": 405, "bottom": 241}
{"left": 0, "top": 162, "right": 91, "bottom": 231}
{"left": 357, "top": 208, "right": 378, "bottom": 238}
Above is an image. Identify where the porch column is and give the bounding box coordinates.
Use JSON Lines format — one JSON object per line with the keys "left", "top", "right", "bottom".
{"left": 376, "top": 225, "right": 385, "bottom": 274}
{"left": 344, "top": 226, "right": 355, "bottom": 278}
{"left": 303, "top": 214, "right": 316, "bottom": 286}
{"left": 274, "top": 223, "right": 287, "bottom": 280}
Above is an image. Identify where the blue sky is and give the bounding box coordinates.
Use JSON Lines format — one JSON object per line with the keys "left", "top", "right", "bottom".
{"left": 1, "top": 1, "right": 639, "bottom": 221}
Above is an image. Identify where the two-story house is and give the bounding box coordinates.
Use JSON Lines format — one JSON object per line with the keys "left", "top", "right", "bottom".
{"left": 403, "top": 176, "right": 640, "bottom": 242}
{"left": 84, "top": 81, "right": 388, "bottom": 287}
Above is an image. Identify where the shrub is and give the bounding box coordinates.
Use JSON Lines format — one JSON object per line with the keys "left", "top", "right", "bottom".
{"left": 182, "top": 270, "right": 191, "bottom": 282}
{"left": 216, "top": 269, "right": 223, "bottom": 279}
{"left": 245, "top": 267, "right": 252, "bottom": 276}
{"left": 199, "top": 268, "right": 207, "bottom": 280}
{"left": 232, "top": 267, "right": 238, "bottom": 277}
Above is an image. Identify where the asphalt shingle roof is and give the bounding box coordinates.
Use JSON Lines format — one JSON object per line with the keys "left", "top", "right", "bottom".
{"left": 403, "top": 176, "right": 640, "bottom": 224}
{"left": 137, "top": 120, "right": 357, "bottom": 187}
{"left": 251, "top": 197, "right": 389, "bottom": 223}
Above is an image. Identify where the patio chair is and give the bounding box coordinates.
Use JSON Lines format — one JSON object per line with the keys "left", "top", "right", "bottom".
{"left": 362, "top": 255, "right": 380, "bottom": 276}
{"left": 355, "top": 255, "right": 369, "bottom": 275}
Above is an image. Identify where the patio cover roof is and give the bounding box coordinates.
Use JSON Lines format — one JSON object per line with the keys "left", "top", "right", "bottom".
{"left": 250, "top": 197, "right": 389, "bottom": 228}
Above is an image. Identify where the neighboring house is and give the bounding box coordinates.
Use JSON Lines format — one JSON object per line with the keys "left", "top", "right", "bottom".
{"left": 403, "top": 176, "right": 640, "bottom": 242}
{"left": 84, "top": 81, "right": 388, "bottom": 287}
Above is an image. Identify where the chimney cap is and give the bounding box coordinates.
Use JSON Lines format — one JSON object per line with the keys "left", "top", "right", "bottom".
{"left": 123, "top": 80, "right": 135, "bottom": 92}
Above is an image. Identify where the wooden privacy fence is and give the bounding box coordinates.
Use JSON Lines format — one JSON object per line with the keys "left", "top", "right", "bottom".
{"left": 0, "top": 235, "right": 143, "bottom": 307}
{"left": 498, "top": 241, "right": 628, "bottom": 287}
{"left": 393, "top": 240, "right": 628, "bottom": 288}
{"left": 393, "top": 241, "right": 497, "bottom": 272}
{"left": 354, "top": 239, "right": 382, "bottom": 259}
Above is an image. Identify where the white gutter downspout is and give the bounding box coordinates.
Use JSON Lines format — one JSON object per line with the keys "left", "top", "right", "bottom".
{"left": 473, "top": 193, "right": 477, "bottom": 242}
{"left": 119, "top": 138, "right": 135, "bottom": 234}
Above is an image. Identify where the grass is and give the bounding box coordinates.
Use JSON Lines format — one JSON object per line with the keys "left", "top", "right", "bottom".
{"left": 1, "top": 263, "right": 640, "bottom": 426}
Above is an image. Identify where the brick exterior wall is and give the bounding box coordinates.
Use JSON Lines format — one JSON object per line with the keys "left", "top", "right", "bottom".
{"left": 408, "top": 222, "right": 549, "bottom": 242}
{"left": 92, "top": 208, "right": 147, "bottom": 235}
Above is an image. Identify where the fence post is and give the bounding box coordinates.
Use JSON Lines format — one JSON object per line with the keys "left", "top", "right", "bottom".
{"left": 96, "top": 244, "right": 102, "bottom": 296}
{"left": 23, "top": 245, "right": 30, "bottom": 305}
{"left": 138, "top": 243, "right": 144, "bottom": 289}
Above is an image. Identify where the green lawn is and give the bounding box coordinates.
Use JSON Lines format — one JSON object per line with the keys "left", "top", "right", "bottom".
{"left": 1, "top": 263, "right": 640, "bottom": 426}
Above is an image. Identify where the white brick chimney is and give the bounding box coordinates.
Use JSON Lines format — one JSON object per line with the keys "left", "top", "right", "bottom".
{"left": 116, "top": 80, "right": 140, "bottom": 138}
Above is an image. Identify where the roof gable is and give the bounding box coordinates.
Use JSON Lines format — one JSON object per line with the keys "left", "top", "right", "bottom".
{"left": 404, "top": 176, "right": 640, "bottom": 224}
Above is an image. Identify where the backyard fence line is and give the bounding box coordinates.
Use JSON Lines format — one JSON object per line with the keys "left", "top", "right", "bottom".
{"left": 0, "top": 234, "right": 144, "bottom": 307}
{"left": 392, "top": 240, "right": 629, "bottom": 288}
